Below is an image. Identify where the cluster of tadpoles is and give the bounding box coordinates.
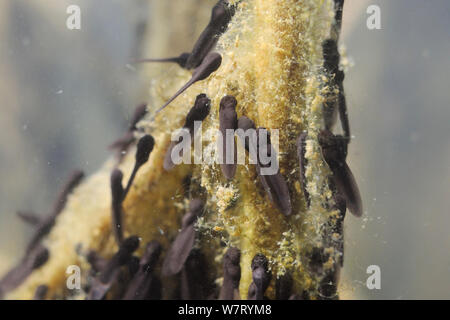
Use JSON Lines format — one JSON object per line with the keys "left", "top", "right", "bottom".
{"left": 296, "top": 0, "right": 362, "bottom": 299}
{"left": 0, "top": 0, "right": 363, "bottom": 300}
{"left": 94, "top": 98, "right": 285, "bottom": 300}
{"left": 87, "top": 196, "right": 275, "bottom": 300}
{"left": 136, "top": 0, "right": 236, "bottom": 116}
{"left": 0, "top": 170, "right": 85, "bottom": 299}
{"left": 161, "top": 92, "right": 292, "bottom": 216}
{"left": 88, "top": 0, "right": 291, "bottom": 299}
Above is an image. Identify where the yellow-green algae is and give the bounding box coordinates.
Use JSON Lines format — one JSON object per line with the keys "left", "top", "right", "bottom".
{"left": 7, "top": 0, "right": 350, "bottom": 299}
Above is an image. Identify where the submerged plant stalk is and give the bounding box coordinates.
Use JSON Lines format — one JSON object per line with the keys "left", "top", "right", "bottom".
{"left": 4, "top": 0, "right": 359, "bottom": 300}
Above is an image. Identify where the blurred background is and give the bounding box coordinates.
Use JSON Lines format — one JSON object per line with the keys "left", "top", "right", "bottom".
{"left": 0, "top": 0, "right": 448, "bottom": 299}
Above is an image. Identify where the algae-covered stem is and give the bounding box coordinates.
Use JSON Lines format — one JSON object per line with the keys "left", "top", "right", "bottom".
{"left": 3, "top": 0, "right": 362, "bottom": 300}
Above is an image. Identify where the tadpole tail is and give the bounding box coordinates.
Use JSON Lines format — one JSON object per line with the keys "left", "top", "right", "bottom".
{"left": 155, "top": 78, "right": 195, "bottom": 115}
{"left": 133, "top": 57, "right": 182, "bottom": 64}
{"left": 123, "top": 165, "right": 139, "bottom": 199}
{"left": 338, "top": 82, "right": 350, "bottom": 141}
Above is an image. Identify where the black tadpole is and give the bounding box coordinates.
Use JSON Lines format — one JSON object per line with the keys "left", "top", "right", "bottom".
{"left": 185, "top": 0, "right": 236, "bottom": 69}
{"left": 219, "top": 95, "right": 238, "bottom": 180}
{"left": 87, "top": 236, "right": 140, "bottom": 300}
{"left": 102, "top": 236, "right": 141, "bottom": 281}
{"left": 318, "top": 270, "right": 340, "bottom": 300}
{"left": 25, "top": 170, "right": 84, "bottom": 254}
{"left": 323, "top": 39, "right": 340, "bottom": 75}
{"left": 155, "top": 52, "right": 222, "bottom": 115}
{"left": 236, "top": 118, "right": 291, "bottom": 216}
{"left": 237, "top": 116, "right": 257, "bottom": 153}
{"left": 0, "top": 245, "right": 49, "bottom": 298}
{"left": 111, "top": 135, "right": 155, "bottom": 245}
{"left": 183, "top": 94, "right": 211, "bottom": 130}
{"left": 161, "top": 199, "right": 204, "bottom": 276}
{"left": 163, "top": 94, "right": 211, "bottom": 171}
{"left": 122, "top": 241, "right": 162, "bottom": 300}
{"left": 180, "top": 249, "right": 208, "bottom": 300}
{"left": 109, "top": 104, "right": 148, "bottom": 160}
{"left": 123, "top": 134, "right": 155, "bottom": 196}
{"left": 337, "top": 77, "right": 350, "bottom": 140}
{"left": 108, "top": 131, "right": 135, "bottom": 154}
{"left": 319, "top": 130, "right": 362, "bottom": 217}
{"left": 134, "top": 53, "right": 191, "bottom": 69}
{"left": 219, "top": 247, "right": 241, "bottom": 300}
{"left": 136, "top": 1, "right": 235, "bottom": 71}
{"left": 51, "top": 170, "right": 85, "bottom": 216}
{"left": 256, "top": 166, "right": 292, "bottom": 217}
{"left": 248, "top": 253, "right": 271, "bottom": 300}
{"left": 256, "top": 128, "right": 292, "bottom": 216}
{"left": 127, "top": 256, "right": 140, "bottom": 277}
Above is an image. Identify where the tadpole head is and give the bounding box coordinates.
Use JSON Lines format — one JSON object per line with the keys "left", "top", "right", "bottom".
{"left": 184, "top": 94, "right": 211, "bottom": 128}
{"left": 135, "top": 134, "right": 155, "bottom": 167}
{"left": 121, "top": 236, "right": 141, "bottom": 255}
{"left": 251, "top": 253, "right": 271, "bottom": 297}
{"left": 251, "top": 253, "right": 269, "bottom": 271}
{"left": 193, "top": 94, "right": 212, "bottom": 120}
{"left": 322, "top": 39, "right": 338, "bottom": 55}
{"left": 220, "top": 95, "right": 237, "bottom": 111}
{"left": 195, "top": 93, "right": 207, "bottom": 102}
{"left": 211, "top": 1, "right": 227, "bottom": 21}
{"left": 31, "top": 246, "right": 50, "bottom": 270}
{"left": 211, "top": 1, "right": 234, "bottom": 33}
{"left": 224, "top": 247, "right": 241, "bottom": 280}
{"left": 318, "top": 130, "right": 347, "bottom": 164}
{"left": 318, "top": 271, "right": 339, "bottom": 299}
